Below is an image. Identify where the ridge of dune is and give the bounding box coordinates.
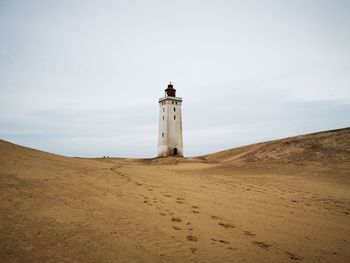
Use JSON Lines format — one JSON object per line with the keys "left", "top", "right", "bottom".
{"left": 199, "top": 128, "right": 350, "bottom": 176}
{"left": 0, "top": 139, "right": 70, "bottom": 162}
{"left": 202, "top": 127, "right": 350, "bottom": 163}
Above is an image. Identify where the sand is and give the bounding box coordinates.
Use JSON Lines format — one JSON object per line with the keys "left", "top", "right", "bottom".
{"left": 0, "top": 128, "right": 350, "bottom": 262}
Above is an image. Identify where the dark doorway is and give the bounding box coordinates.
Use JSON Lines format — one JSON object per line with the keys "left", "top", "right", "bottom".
{"left": 173, "top": 148, "right": 178, "bottom": 155}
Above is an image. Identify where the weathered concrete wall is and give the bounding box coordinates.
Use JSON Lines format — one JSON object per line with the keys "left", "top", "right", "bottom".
{"left": 157, "top": 96, "right": 183, "bottom": 157}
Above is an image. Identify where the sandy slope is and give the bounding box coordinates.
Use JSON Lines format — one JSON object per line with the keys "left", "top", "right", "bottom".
{"left": 0, "top": 128, "right": 350, "bottom": 262}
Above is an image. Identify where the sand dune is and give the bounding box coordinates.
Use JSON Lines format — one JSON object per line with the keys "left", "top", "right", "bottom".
{"left": 1, "top": 128, "right": 350, "bottom": 262}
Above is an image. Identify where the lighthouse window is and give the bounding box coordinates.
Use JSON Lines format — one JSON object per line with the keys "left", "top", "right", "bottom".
{"left": 176, "top": 102, "right": 178, "bottom": 105}
{"left": 174, "top": 107, "right": 176, "bottom": 112}
{"left": 162, "top": 116, "right": 164, "bottom": 120}
{"left": 174, "top": 115, "right": 176, "bottom": 120}
{"left": 162, "top": 132, "right": 164, "bottom": 137}
{"left": 172, "top": 101, "right": 174, "bottom": 104}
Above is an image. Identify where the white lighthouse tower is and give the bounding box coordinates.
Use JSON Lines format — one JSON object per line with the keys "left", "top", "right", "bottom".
{"left": 158, "top": 82, "right": 183, "bottom": 157}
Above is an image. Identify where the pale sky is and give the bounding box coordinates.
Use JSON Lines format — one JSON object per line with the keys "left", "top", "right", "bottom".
{"left": 0, "top": 0, "right": 349, "bottom": 157}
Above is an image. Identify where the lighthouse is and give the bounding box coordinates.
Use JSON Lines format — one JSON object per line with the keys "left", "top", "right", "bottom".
{"left": 158, "top": 82, "right": 183, "bottom": 157}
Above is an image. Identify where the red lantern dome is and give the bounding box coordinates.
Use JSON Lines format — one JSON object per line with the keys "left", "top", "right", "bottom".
{"left": 165, "top": 82, "right": 176, "bottom": 97}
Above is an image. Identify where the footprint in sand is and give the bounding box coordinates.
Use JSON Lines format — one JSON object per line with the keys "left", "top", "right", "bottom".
{"left": 253, "top": 241, "right": 271, "bottom": 249}
{"left": 243, "top": 230, "right": 255, "bottom": 237}
{"left": 285, "top": 251, "right": 303, "bottom": 260}
{"left": 176, "top": 197, "right": 186, "bottom": 204}
{"left": 218, "top": 222, "right": 235, "bottom": 229}
{"left": 186, "top": 235, "right": 198, "bottom": 242}
{"left": 211, "top": 238, "right": 230, "bottom": 245}
{"left": 171, "top": 217, "right": 182, "bottom": 222}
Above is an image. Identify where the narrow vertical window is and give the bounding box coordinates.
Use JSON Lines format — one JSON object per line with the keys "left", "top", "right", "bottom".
{"left": 174, "top": 107, "right": 176, "bottom": 112}
{"left": 172, "top": 101, "right": 174, "bottom": 104}
{"left": 174, "top": 115, "right": 176, "bottom": 120}
{"left": 176, "top": 102, "right": 178, "bottom": 105}
{"left": 162, "top": 116, "right": 164, "bottom": 120}
{"left": 162, "top": 132, "right": 164, "bottom": 137}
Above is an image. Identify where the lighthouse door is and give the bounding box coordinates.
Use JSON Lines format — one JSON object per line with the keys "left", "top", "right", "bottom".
{"left": 173, "top": 148, "right": 178, "bottom": 155}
